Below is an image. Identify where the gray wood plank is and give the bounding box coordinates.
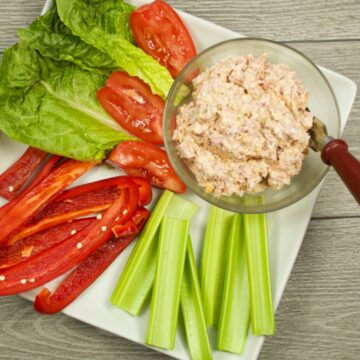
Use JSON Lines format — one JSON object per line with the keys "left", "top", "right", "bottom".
{"left": 0, "top": 296, "right": 170, "bottom": 359}
{"left": 288, "top": 41, "right": 360, "bottom": 218}
{"left": 0, "top": 218, "right": 359, "bottom": 360}
{"left": 1, "top": 0, "right": 360, "bottom": 51}
{"left": 0, "top": 1, "right": 359, "bottom": 360}
{"left": 167, "top": 0, "right": 360, "bottom": 42}
{"left": 260, "top": 217, "right": 360, "bottom": 359}
{"left": 0, "top": 0, "right": 44, "bottom": 51}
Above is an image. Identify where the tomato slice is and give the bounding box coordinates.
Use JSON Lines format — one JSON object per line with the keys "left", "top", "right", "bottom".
{"left": 130, "top": 0, "right": 197, "bottom": 78}
{"left": 108, "top": 141, "right": 186, "bottom": 193}
{"left": 97, "top": 71, "right": 164, "bottom": 145}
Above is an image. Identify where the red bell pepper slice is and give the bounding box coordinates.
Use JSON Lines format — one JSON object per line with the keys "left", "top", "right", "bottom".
{"left": 0, "top": 147, "right": 47, "bottom": 200}
{"left": 0, "top": 218, "right": 94, "bottom": 269}
{"left": 49, "top": 176, "right": 152, "bottom": 208}
{"left": 112, "top": 220, "right": 137, "bottom": 239}
{"left": 0, "top": 155, "right": 61, "bottom": 220}
{"left": 112, "top": 207, "right": 150, "bottom": 238}
{"left": 6, "top": 176, "right": 151, "bottom": 245}
{"left": 34, "top": 236, "right": 135, "bottom": 314}
{"left": 23, "top": 155, "right": 62, "bottom": 193}
{"left": 131, "top": 177, "right": 152, "bottom": 206}
{"left": 34, "top": 208, "right": 150, "bottom": 314}
{"left": 0, "top": 180, "right": 138, "bottom": 295}
{"left": 0, "top": 160, "right": 95, "bottom": 247}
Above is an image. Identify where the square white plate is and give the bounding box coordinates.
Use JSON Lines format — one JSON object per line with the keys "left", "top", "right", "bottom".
{"left": 0, "top": 0, "right": 356, "bottom": 359}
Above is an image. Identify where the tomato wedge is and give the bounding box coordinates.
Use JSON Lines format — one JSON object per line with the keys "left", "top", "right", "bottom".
{"left": 108, "top": 141, "right": 186, "bottom": 193}
{"left": 130, "top": 0, "right": 197, "bottom": 78}
{"left": 97, "top": 71, "right": 164, "bottom": 145}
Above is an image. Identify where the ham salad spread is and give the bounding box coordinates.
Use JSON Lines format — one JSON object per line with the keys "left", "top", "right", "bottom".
{"left": 173, "top": 54, "right": 314, "bottom": 197}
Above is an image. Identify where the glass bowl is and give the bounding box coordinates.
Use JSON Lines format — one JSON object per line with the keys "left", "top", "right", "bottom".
{"left": 163, "top": 38, "right": 340, "bottom": 213}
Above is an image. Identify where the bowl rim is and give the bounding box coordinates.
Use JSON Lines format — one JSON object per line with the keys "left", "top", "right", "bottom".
{"left": 163, "top": 37, "right": 341, "bottom": 214}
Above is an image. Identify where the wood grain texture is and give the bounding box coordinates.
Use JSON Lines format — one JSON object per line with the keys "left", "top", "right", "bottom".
{"left": 0, "top": 296, "right": 170, "bottom": 360}
{"left": 1, "top": 0, "right": 360, "bottom": 49}
{"left": 0, "top": 0, "right": 359, "bottom": 359}
{"left": 167, "top": 0, "right": 360, "bottom": 42}
{"left": 0, "top": 0, "right": 44, "bottom": 50}
{"left": 261, "top": 218, "right": 360, "bottom": 359}
{"left": 288, "top": 41, "right": 360, "bottom": 218}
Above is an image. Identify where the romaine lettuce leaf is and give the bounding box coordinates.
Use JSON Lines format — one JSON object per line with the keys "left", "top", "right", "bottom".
{"left": 18, "top": 7, "right": 118, "bottom": 74}
{"left": 0, "top": 44, "right": 135, "bottom": 162}
{"left": 57, "top": 0, "right": 174, "bottom": 98}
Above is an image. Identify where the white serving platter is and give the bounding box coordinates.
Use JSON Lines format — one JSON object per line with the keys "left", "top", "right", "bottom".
{"left": 0, "top": 0, "right": 357, "bottom": 359}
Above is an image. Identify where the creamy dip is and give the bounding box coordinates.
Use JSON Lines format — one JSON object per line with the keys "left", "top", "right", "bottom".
{"left": 173, "top": 54, "right": 313, "bottom": 197}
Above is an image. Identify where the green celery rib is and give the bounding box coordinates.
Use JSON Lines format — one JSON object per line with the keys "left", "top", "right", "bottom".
{"left": 181, "top": 237, "right": 212, "bottom": 360}
{"left": 146, "top": 216, "right": 189, "bottom": 350}
{"left": 217, "top": 214, "right": 250, "bottom": 354}
{"left": 165, "top": 195, "right": 199, "bottom": 220}
{"left": 200, "top": 205, "right": 233, "bottom": 327}
{"left": 110, "top": 190, "right": 174, "bottom": 315}
{"left": 110, "top": 191, "right": 199, "bottom": 315}
{"left": 243, "top": 212, "right": 275, "bottom": 335}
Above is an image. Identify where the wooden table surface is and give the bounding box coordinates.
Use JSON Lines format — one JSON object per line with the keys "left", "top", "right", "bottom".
{"left": 0, "top": 0, "right": 359, "bottom": 359}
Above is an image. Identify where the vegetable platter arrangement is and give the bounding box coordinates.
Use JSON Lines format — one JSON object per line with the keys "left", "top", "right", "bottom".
{"left": 0, "top": 0, "right": 277, "bottom": 359}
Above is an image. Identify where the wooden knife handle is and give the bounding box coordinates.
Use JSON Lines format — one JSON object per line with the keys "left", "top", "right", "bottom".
{"left": 321, "top": 139, "right": 360, "bottom": 204}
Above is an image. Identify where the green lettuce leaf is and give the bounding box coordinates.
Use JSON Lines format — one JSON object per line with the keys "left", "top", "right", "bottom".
{"left": 18, "top": 7, "right": 118, "bottom": 74}
{"left": 0, "top": 43, "right": 135, "bottom": 161}
{"left": 57, "top": 0, "right": 174, "bottom": 98}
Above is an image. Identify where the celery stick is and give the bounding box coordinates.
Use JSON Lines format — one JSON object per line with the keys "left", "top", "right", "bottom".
{"left": 110, "top": 190, "right": 174, "bottom": 315}
{"left": 200, "top": 205, "right": 233, "bottom": 327}
{"left": 181, "top": 237, "right": 212, "bottom": 360}
{"left": 165, "top": 195, "right": 199, "bottom": 220}
{"left": 243, "top": 212, "right": 275, "bottom": 335}
{"left": 217, "top": 214, "right": 250, "bottom": 354}
{"left": 110, "top": 191, "right": 198, "bottom": 315}
{"left": 146, "top": 216, "right": 189, "bottom": 349}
